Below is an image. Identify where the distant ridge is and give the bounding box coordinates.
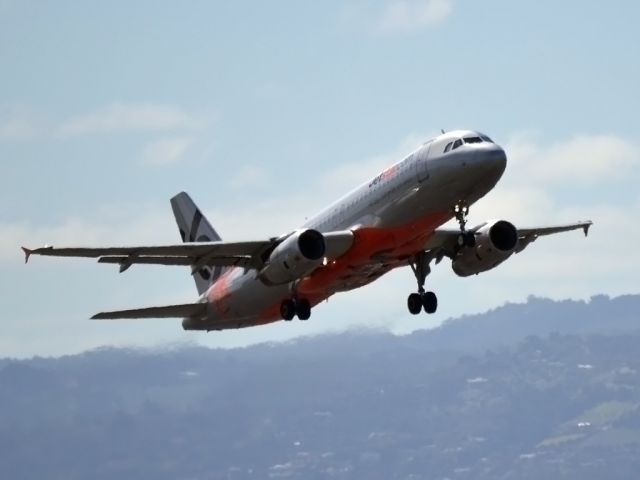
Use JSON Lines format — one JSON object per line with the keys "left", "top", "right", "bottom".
{"left": 2, "top": 293, "right": 640, "bottom": 479}
{"left": 403, "top": 293, "right": 640, "bottom": 354}
{"left": 1, "top": 294, "right": 638, "bottom": 366}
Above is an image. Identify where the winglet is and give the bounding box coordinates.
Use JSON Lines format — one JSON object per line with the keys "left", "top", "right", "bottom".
{"left": 583, "top": 221, "right": 593, "bottom": 237}
{"left": 21, "top": 247, "right": 33, "bottom": 264}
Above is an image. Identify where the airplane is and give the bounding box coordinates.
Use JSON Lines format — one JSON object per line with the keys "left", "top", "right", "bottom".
{"left": 22, "top": 130, "right": 592, "bottom": 331}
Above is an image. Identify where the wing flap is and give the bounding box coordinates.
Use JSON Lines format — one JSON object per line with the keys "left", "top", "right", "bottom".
{"left": 97, "top": 255, "right": 253, "bottom": 269}
{"left": 91, "top": 302, "right": 206, "bottom": 320}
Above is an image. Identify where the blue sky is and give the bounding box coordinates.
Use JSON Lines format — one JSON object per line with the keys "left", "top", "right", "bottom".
{"left": 1, "top": 0, "right": 639, "bottom": 357}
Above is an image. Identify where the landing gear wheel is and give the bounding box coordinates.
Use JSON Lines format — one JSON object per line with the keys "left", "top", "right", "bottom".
{"left": 465, "top": 233, "right": 476, "bottom": 247}
{"left": 296, "top": 298, "right": 311, "bottom": 320}
{"left": 457, "top": 232, "right": 476, "bottom": 248}
{"left": 280, "top": 299, "right": 296, "bottom": 321}
{"left": 408, "top": 251, "right": 437, "bottom": 315}
{"left": 407, "top": 293, "right": 423, "bottom": 315}
{"left": 422, "top": 291, "right": 438, "bottom": 314}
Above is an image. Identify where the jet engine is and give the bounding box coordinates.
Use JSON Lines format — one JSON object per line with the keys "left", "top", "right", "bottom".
{"left": 452, "top": 220, "right": 519, "bottom": 277}
{"left": 258, "top": 229, "right": 326, "bottom": 285}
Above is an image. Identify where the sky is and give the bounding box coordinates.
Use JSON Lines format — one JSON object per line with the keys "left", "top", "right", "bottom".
{"left": 1, "top": 0, "right": 639, "bottom": 358}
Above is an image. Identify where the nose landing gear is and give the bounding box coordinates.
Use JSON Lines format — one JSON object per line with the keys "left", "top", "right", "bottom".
{"left": 454, "top": 201, "right": 476, "bottom": 248}
{"left": 407, "top": 251, "right": 438, "bottom": 315}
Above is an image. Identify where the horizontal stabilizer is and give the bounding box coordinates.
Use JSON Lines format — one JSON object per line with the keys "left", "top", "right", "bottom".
{"left": 91, "top": 302, "right": 206, "bottom": 320}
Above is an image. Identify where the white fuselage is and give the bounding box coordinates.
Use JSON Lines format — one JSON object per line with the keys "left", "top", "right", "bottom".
{"left": 188, "top": 130, "right": 507, "bottom": 330}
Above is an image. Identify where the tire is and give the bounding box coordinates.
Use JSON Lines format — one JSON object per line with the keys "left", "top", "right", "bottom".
{"left": 280, "top": 300, "right": 296, "bottom": 321}
{"left": 464, "top": 233, "right": 476, "bottom": 248}
{"left": 422, "top": 291, "right": 438, "bottom": 314}
{"left": 458, "top": 233, "right": 476, "bottom": 248}
{"left": 296, "top": 298, "right": 311, "bottom": 321}
{"left": 407, "top": 293, "right": 422, "bottom": 315}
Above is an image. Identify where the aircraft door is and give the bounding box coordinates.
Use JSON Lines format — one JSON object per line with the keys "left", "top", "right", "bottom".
{"left": 414, "top": 142, "right": 431, "bottom": 183}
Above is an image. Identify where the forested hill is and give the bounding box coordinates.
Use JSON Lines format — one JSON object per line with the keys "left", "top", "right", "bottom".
{"left": 1, "top": 294, "right": 639, "bottom": 480}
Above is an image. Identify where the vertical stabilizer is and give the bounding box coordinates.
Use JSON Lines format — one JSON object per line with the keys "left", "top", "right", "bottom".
{"left": 170, "top": 192, "right": 226, "bottom": 295}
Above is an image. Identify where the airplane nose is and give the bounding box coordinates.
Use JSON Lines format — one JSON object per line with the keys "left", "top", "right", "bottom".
{"left": 483, "top": 145, "right": 507, "bottom": 175}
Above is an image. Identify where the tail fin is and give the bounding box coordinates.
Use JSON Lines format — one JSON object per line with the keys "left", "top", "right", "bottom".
{"left": 170, "top": 192, "right": 227, "bottom": 295}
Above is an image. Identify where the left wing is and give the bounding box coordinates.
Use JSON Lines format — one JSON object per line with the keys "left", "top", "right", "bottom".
{"left": 514, "top": 221, "right": 593, "bottom": 252}
{"left": 424, "top": 220, "right": 592, "bottom": 261}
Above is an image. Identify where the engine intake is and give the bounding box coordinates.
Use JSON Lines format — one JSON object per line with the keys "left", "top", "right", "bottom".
{"left": 489, "top": 220, "right": 518, "bottom": 251}
{"left": 452, "top": 220, "right": 518, "bottom": 277}
{"left": 259, "top": 229, "right": 326, "bottom": 285}
{"left": 297, "top": 229, "right": 325, "bottom": 260}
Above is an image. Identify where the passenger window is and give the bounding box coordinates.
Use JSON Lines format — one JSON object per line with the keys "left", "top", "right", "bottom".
{"left": 452, "top": 139, "right": 462, "bottom": 150}
{"left": 444, "top": 142, "right": 453, "bottom": 153}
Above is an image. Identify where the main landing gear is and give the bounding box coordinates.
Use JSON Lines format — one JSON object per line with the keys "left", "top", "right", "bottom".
{"left": 406, "top": 201, "right": 476, "bottom": 315}
{"left": 453, "top": 201, "right": 476, "bottom": 249}
{"left": 280, "top": 297, "right": 311, "bottom": 321}
{"left": 408, "top": 251, "right": 438, "bottom": 315}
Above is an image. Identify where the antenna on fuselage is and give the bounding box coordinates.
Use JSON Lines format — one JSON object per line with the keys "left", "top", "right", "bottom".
{"left": 441, "top": 129, "right": 445, "bottom": 134}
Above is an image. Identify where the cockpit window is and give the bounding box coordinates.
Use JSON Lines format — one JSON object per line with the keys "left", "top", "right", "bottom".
{"left": 444, "top": 142, "right": 453, "bottom": 153}
{"left": 463, "top": 136, "right": 483, "bottom": 144}
{"left": 452, "top": 139, "right": 463, "bottom": 150}
{"left": 480, "top": 134, "right": 493, "bottom": 143}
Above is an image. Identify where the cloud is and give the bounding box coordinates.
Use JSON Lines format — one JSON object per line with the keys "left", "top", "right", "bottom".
{"left": 5, "top": 209, "right": 176, "bottom": 264}
{"left": 505, "top": 133, "right": 638, "bottom": 185}
{"left": 141, "top": 136, "right": 195, "bottom": 166}
{"left": 377, "top": 0, "right": 453, "bottom": 33}
{"left": 471, "top": 187, "right": 555, "bottom": 225}
{"left": 0, "top": 108, "right": 43, "bottom": 141}
{"left": 229, "top": 165, "right": 271, "bottom": 190}
{"left": 464, "top": 132, "right": 638, "bottom": 235}
{"left": 57, "top": 102, "right": 202, "bottom": 137}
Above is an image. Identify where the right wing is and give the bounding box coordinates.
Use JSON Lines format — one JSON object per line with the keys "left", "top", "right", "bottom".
{"left": 22, "top": 240, "right": 272, "bottom": 272}
{"left": 22, "top": 230, "right": 355, "bottom": 273}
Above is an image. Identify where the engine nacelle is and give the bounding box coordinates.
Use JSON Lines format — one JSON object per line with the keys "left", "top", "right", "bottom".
{"left": 452, "top": 220, "right": 518, "bottom": 277}
{"left": 258, "top": 229, "right": 326, "bottom": 285}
